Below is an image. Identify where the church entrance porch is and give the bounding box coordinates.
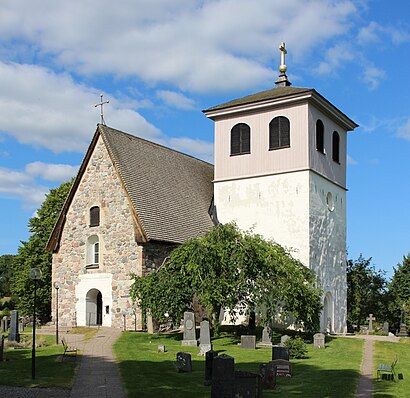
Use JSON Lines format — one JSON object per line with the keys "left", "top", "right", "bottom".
{"left": 322, "top": 292, "right": 334, "bottom": 334}
{"left": 86, "top": 289, "right": 103, "bottom": 326}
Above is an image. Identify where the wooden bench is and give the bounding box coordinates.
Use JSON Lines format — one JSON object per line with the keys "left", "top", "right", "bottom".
{"left": 61, "top": 337, "right": 77, "bottom": 361}
{"left": 377, "top": 355, "right": 398, "bottom": 381}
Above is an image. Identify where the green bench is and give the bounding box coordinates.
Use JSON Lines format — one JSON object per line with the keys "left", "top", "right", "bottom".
{"left": 377, "top": 355, "right": 398, "bottom": 381}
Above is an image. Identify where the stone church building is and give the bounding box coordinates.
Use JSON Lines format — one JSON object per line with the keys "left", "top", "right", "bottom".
{"left": 48, "top": 50, "right": 357, "bottom": 333}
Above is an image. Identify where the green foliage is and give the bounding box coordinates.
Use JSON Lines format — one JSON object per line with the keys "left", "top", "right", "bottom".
{"left": 0, "top": 254, "right": 16, "bottom": 297}
{"left": 284, "top": 336, "right": 308, "bottom": 359}
{"left": 346, "top": 255, "right": 389, "bottom": 330}
{"left": 10, "top": 180, "right": 72, "bottom": 323}
{"left": 389, "top": 254, "right": 410, "bottom": 331}
{"left": 131, "top": 222, "right": 322, "bottom": 333}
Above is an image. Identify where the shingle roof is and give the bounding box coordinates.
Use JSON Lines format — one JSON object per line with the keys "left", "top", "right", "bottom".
{"left": 203, "top": 86, "right": 313, "bottom": 112}
{"left": 99, "top": 125, "right": 214, "bottom": 244}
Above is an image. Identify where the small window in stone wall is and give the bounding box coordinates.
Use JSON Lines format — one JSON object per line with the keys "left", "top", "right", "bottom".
{"left": 90, "top": 206, "right": 100, "bottom": 227}
{"left": 86, "top": 235, "right": 100, "bottom": 269}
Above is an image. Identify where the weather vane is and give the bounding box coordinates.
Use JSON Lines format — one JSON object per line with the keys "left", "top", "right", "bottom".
{"left": 94, "top": 93, "right": 109, "bottom": 125}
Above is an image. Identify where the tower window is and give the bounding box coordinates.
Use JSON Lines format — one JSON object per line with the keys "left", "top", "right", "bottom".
{"left": 332, "top": 131, "right": 340, "bottom": 163}
{"left": 269, "top": 116, "right": 290, "bottom": 150}
{"left": 86, "top": 235, "right": 100, "bottom": 269}
{"left": 90, "top": 206, "right": 100, "bottom": 227}
{"left": 231, "top": 123, "right": 250, "bottom": 155}
{"left": 316, "top": 120, "right": 325, "bottom": 154}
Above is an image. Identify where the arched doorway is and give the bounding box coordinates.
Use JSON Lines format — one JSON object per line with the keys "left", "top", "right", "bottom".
{"left": 86, "top": 288, "right": 103, "bottom": 326}
{"left": 323, "top": 292, "right": 333, "bottom": 334}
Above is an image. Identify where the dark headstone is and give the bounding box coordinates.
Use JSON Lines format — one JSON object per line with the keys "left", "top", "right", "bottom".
{"left": 204, "top": 350, "right": 218, "bottom": 386}
{"left": 271, "top": 359, "right": 292, "bottom": 377}
{"left": 0, "top": 335, "right": 4, "bottom": 362}
{"left": 313, "top": 333, "right": 325, "bottom": 348}
{"left": 199, "top": 319, "right": 212, "bottom": 355}
{"left": 241, "top": 335, "right": 256, "bottom": 349}
{"left": 260, "top": 362, "right": 277, "bottom": 389}
{"left": 211, "top": 354, "right": 235, "bottom": 398}
{"left": 397, "top": 323, "right": 408, "bottom": 337}
{"left": 8, "top": 310, "right": 20, "bottom": 343}
{"left": 234, "top": 371, "right": 258, "bottom": 398}
{"left": 176, "top": 352, "right": 192, "bottom": 372}
{"left": 272, "top": 345, "right": 289, "bottom": 361}
{"left": 182, "top": 311, "right": 197, "bottom": 346}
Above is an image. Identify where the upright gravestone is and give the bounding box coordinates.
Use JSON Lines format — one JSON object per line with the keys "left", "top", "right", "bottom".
{"left": 199, "top": 319, "right": 212, "bottom": 355}
{"left": 234, "top": 371, "right": 259, "bottom": 398}
{"left": 176, "top": 352, "right": 192, "bottom": 372}
{"left": 241, "top": 335, "right": 256, "bottom": 349}
{"left": 280, "top": 334, "right": 290, "bottom": 346}
{"left": 211, "top": 354, "right": 235, "bottom": 398}
{"left": 0, "top": 335, "right": 4, "bottom": 362}
{"left": 182, "top": 311, "right": 197, "bottom": 346}
{"left": 204, "top": 350, "right": 218, "bottom": 386}
{"left": 1, "top": 316, "right": 8, "bottom": 333}
{"left": 260, "top": 362, "right": 277, "bottom": 389}
{"left": 8, "top": 310, "right": 20, "bottom": 343}
{"left": 272, "top": 345, "right": 289, "bottom": 361}
{"left": 261, "top": 326, "right": 272, "bottom": 345}
{"left": 19, "top": 320, "right": 24, "bottom": 333}
{"left": 313, "top": 333, "right": 325, "bottom": 349}
{"left": 271, "top": 359, "right": 292, "bottom": 377}
{"left": 382, "top": 322, "right": 389, "bottom": 334}
{"left": 367, "top": 313, "right": 376, "bottom": 333}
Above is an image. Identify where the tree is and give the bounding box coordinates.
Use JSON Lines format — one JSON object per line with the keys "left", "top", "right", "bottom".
{"left": 346, "top": 255, "right": 389, "bottom": 331}
{"left": 10, "top": 180, "right": 72, "bottom": 323}
{"left": 0, "top": 254, "right": 16, "bottom": 297}
{"left": 389, "top": 254, "right": 410, "bottom": 331}
{"left": 130, "top": 223, "right": 322, "bottom": 334}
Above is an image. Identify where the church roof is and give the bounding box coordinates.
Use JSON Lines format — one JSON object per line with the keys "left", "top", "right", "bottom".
{"left": 47, "top": 125, "right": 214, "bottom": 250}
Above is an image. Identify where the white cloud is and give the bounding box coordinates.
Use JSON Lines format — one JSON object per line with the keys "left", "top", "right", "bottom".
{"left": 157, "top": 90, "right": 195, "bottom": 110}
{"left": 347, "top": 155, "right": 358, "bottom": 165}
{"left": 316, "top": 42, "right": 354, "bottom": 75}
{"left": 25, "top": 162, "right": 79, "bottom": 182}
{"left": 167, "top": 137, "right": 214, "bottom": 163}
{"left": 362, "top": 64, "right": 385, "bottom": 90}
{"left": 0, "top": 0, "right": 358, "bottom": 93}
{"left": 397, "top": 118, "right": 410, "bottom": 141}
{"left": 0, "top": 61, "right": 161, "bottom": 152}
{"left": 357, "top": 21, "right": 410, "bottom": 46}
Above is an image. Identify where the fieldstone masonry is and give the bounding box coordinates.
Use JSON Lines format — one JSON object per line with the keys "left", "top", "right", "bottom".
{"left": 51, "top": 136, "right": 174, "bottom": 329}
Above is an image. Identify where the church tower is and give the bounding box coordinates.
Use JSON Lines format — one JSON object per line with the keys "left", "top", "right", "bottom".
{"left": 203, "top": 43, "right": 358, "bottom": 333}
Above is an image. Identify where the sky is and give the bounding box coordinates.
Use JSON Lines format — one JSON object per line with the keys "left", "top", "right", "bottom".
{"left": 0, "top": 0, "right": 409, "bottom": 279}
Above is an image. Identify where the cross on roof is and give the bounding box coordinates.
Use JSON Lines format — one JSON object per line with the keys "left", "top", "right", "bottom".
{"left": 279, "top": 42, "right": 287, "bottom": 74}
{"left": 94, "top": 94, "right": 109, "bottom": 125}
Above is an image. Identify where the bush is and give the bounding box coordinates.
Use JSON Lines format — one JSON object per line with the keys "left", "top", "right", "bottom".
{"left": 284, "top": 336, "right": 308, "bottom": 359}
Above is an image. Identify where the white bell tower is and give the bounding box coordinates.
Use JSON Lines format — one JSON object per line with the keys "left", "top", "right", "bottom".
{"left": 203, "top": 44, "right": 358, "bottom": 334}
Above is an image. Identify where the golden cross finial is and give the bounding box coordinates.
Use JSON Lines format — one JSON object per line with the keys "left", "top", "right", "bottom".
{"left": 279, "top": 42, "right": 287, "bottom": 74}
{"left": 94, "top": 93, "right": 109, "bottom": 125}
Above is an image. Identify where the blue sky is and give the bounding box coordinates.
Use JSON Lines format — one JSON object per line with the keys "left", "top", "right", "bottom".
{"left": 0, "top": 0, "right": 409, "bottom": 278}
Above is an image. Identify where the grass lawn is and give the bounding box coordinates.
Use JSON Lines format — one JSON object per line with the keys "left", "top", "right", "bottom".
{"left": 0, "top": 334, "right": 78, "bottom": 388}
{"left": 373, "top": 338, "right": 410, "bottom": 398}
{"left": 114, "top": 332, "right": 364, "bottom": 398}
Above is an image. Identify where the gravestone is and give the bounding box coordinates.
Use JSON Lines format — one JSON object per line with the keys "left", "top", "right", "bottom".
{"left": 280, "top": 334, "right": 290, "bottom": 346}
{"left": 234, "top": 371, "right": 259, "bottom": 398}
{"left": 199, "top": 319, "right": 212, "bottom": 355}
{"left": 260, "top": 362, "right": 277, "bottom": 389}
{"left": 0, "top": 335, "right": 4, "bottom": 362}
{"left": 241, "top": 335, "right": 256, "bottom": 349}
{"left": 181, "top": 311, "right": 197, "bottom": 346}
{"left": 313, "top": 333, "right": 325, "bottom": 349}
{"left": 19, "top": 320, "right": 24, "bottom": 333}
{"left": 367, "top": 314, "right": 376, "bottom": 332}
{"left": 261, "top": 326, "right": 272, "bottom": 345}
{"left": 1, "top": 316, "right": 8, "bottom": 333}
{"left": 176, "top": 352, "right": 192, "bottom": 372}
{"left": 8, "top": 310, "right": 20, "bottom": 343}
{"left": 382, "top": 322, "right": 389, "bottom": 334}
{"left": 204, "top": 350, "right": 218, "bottom": 386}
{"left": 272, "top": 345, "right": 289, "bottom": 361}
{"left": 157, "top": 345, "right": 166, "bottom": 352}
{"left": 271, "top": 359, "right": 292, "bottom": 377}
{"left": 211, "top": 354, "right": 235, "bottom": 398}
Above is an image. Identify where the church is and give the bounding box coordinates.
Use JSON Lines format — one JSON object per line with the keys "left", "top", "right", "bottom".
{"left": 47, "top": 44, "right": 357, "bottom": 333}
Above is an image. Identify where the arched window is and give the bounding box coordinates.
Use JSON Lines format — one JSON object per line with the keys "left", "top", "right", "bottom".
{"left": 231, "top": 123, "right": 250, "bottom": 155}
{"left": 90, "top": 206, "right": 100, "bottom": 227}
{"left": 316, "top": 120, "right": 325, "bottom": 154}
{"left": 86, "top": 235, "right": 99, "bottom": 268}
{"left": 332, "top": 131, "right": 340, "bottom": 163}
{"left": 269, "top": 116, "right": 290, "bottom": 150}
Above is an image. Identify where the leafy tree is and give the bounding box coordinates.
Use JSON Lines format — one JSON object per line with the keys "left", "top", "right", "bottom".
{"left": 131, "top": 223, "right": 322, "bottom": 334}
{"left": 10, "top": 180, "right": 72, "bottom": 323}
{"left": 0, "top": 254, "right": 16, "bottom": 297}
{"left": 389, "top": 254, "right": 410, "bottom": 331}
{"left": 346, "top": 255, "right": 389, "bottom": 331}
